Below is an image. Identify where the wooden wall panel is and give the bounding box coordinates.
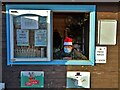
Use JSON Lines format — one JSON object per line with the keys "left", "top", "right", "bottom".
{"left": 97, "top": 12, "right": 118, "bottom": 20}
{"left": 118, "top": 5, "right": 120, "bottom": 90}
{"left": 1, "top": 3, "right": 119, "bottom": 89}
{"left": 91, "top": 72, "right": 118, "bottom": 88}
{"left": 67, "top": 3, "right": 119, "bottom": 89}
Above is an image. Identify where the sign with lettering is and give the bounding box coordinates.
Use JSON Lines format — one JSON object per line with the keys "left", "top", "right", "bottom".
{"left": 34, "top": 30, "right": 47, "bottom": 46}
{"left": 95, "top": 46, "right": 107, "bottom": 63}
{"left": 21, "top": 16, "right": 39, "bottom": 29}
{"left": 16, "top": 29, "right": 29, "bottom": 46}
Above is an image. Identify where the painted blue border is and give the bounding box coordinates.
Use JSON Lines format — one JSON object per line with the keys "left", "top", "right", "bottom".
{"left": 6, "top": 9, "right": 11, "bottom": 65}
{"left": 6, "top": 4, "right": 96, "bottom": 66}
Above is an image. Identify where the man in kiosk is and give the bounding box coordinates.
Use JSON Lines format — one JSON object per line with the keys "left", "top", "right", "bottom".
{"left": 54, "top": 36, "right": 87, "bottom": 60}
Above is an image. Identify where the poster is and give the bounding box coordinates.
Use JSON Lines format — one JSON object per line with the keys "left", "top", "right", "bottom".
{"left": 34, "top": 30, "right": 47, "bottom": 46}
{"left": 67, "top": 71, "right": 90, "bottom": 88}
{"left": 95, "top": 46, "right": 107, "bottom": 63}
{"left": 21, "top": 71, "right": 44, "bottom": 88}
{"left": 21, "top": 16, "right": 39, "bottom": 29}
{"left": 16, "top": 29, "right": 29, "bottom": 46}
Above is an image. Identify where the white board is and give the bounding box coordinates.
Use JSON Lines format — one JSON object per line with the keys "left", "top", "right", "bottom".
{"left": 98, "top": 20, "right": 117, "bottom": 45}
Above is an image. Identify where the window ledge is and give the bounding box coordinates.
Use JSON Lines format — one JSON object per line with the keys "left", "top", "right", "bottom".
{"left": 8, "top": 60, "right": 94, "bottom": 66}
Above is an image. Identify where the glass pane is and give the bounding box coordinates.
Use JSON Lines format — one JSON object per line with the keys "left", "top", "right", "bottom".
{"left": 13, "top": 15, "right": 48, "bottom": 58}
{"left": 53, "top": 12, "right": 89, "bottom": 60}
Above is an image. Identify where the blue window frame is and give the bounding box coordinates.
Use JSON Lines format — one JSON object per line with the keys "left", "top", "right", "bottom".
{"left": 6, "top": 4, "right": 96, "bottom": 66}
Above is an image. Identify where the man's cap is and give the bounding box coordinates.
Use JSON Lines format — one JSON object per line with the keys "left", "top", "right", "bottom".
{"left": 64, "top": 36, "right": 72, "bottom": 45}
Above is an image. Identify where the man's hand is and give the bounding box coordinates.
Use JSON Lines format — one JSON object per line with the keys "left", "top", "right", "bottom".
{"left": 63, "top": 57, "right": 72, "bottom": 60}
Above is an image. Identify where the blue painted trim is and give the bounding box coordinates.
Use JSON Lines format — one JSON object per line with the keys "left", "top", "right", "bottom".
{"left": 6, "top": 4, "right": 96, "bottom": 66}
{"left": 50, "top": 12, "right": 53, "bottom": 60}
{"left": 8, "top": 60, "right": 92, "bottom": 65}
{"left": 6, "top": 4, "right": 95, "bottom": 11}
{"left": 89, "top": 11, "right": 96, "bottom": 66}
{"left": 6, "top": 6, "right": 11, "bottom": 65}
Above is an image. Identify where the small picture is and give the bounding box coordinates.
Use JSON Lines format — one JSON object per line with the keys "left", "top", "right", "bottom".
{"left": 21, "top": 71, "right": 44, "bottom": 88}
{"left": 67, "top": 71, "right": 90, "bottom": 88}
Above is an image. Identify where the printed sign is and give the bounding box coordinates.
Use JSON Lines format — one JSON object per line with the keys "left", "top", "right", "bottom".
{"left": 67, "top": 71, "right": 90, "bottom": 88}
{"left": 34, "top": 30, "right": 47, "bottom": 46}
{"left": 21, "top": 16, "right": 39, "bottom": 29}
{"left": 95, "top": 46, "right": 107, "bottom": 63}
{"left": 21, "top": 71, "right": 44, "bottom": 88}
{"left": 16, "top": 29, "right": 29, "bottom": 46}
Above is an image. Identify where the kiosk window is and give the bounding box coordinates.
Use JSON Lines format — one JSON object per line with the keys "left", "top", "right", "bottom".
{"left": 14, "top": 16, "right": 47, "bottom": 58}
{"left": 53, "top": 12, "right": 89, "bottom": 60}
{"left": 8, "top": 10, "right": 51, "bottom": 62}
{"left": 6, "top": 4, "right": 96, "bottom": 65}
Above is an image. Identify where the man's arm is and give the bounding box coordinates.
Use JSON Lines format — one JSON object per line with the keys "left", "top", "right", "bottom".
{"left": 73, "top": 49, "right": 88, "bottom": 60}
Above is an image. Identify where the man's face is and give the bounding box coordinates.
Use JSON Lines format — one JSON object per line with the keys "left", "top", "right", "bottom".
{"left": 64, "top": 45, "right": 73, "bottom": 53}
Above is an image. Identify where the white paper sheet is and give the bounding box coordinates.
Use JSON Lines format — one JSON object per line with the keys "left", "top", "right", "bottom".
{"left": 34, "top": 30, "right": 47, "bottom": 46}
{"left": 95, "top": 46, "right": 107, "bottom": 63}
{"left": 21, "top": 16, "right": 38, "bottom": 29}
{"left": 16, "top": 29, "right": 29, "bottom": 46}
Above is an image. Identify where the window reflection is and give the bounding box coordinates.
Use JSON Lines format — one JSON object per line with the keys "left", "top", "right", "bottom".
{"left": 13, "top": 15, "right": 47, "bottom": 58}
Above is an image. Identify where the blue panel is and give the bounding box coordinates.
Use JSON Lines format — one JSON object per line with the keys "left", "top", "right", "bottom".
{"left": 6, "top": 4, "right": 96, "bottom": 66}
{"left": 8, "top": 60, "right": 92, "bottom": 66}
{"left": 6, "top": 7, "right": 11, "bottom": 65}
{"left": 89, "top": 11, "right": 96, "bottom": 66}
{"left": 6, "top": 4, "right": 95, "bottom": 11}
{"left": 65, "top": 60, "right": 92, "bottom": 65}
